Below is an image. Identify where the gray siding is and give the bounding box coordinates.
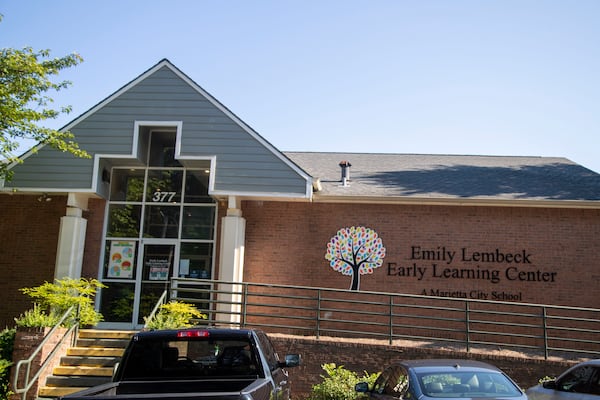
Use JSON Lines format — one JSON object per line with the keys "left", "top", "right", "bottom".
{"left": 7, "top": 64, "right": 309, "bottom": 197}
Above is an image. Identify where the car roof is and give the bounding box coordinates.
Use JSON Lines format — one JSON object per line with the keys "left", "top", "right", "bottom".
{"left": 574, "top": 359, "right": 600, "bottom": 366}
{"left": 560, "top": 359, "right": 600, "bottom": 372}
{"left": 396, "top": 359, "right": 504, "bottom": 373}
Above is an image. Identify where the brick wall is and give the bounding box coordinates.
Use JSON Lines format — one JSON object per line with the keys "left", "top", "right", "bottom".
{"left": 0, "top": 195, "right": 66, "bottom": 327}
{"left": 1, "top": 194, "right": 598, "bottom": 327}
{"left": 242, "top": 201, "right": 600, "bottom": 309}
{"left": 10, "top": 327, "right": 73, "bottom": 400}
{"left": 81, "top": 198, "right": 106, "bottom": 279}
{"left": 269, "top": 335, "right": 577, "bottom": 399}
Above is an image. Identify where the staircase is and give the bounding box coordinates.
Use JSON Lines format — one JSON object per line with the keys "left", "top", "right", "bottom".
{"left": 37, "top": 329, "right": 135, "bottom": 398}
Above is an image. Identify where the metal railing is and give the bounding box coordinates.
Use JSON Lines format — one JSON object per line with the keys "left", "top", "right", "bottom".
{"left": 12, "top": 305, "right": 80, "bottom": 400}
{"left": 143, "top": 289, "right": 169, "bottom": 329}
{"left": 169, "top": 278, "right": 600, "bottom": 360}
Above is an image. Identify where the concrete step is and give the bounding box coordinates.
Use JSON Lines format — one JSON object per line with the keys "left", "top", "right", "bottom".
{"left": 45, "top": 375, "right": 111, "bottom": 387}
{"left": 53, "top": 365, "right": 114, "bottom": 377}
{"left": 38, "top": 386, "right": 87, "bottom": 398}
{"left": 76, "top": 337, "right": 131, "bottom": 348}
{"left": 67, "top": 347, "right": 125, "bottom": 357}
{"left": 37, "top": 329, "right": 136, "bottom": 398}
{"left": 77, "top": 329, "right": 136, "bottom": 340}
{"left": 60, "top": 355, "right": 120, "bottom": 367}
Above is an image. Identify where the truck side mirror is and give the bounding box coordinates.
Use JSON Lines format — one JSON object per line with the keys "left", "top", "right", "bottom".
{"left": 280, "top": 354, "right": 301, "bottom": 368}
{"left": 355, "top": 382, "right": 370, "bottom": 393}
{"left": 543, "top": 380, "right": 557, "bottom": 390}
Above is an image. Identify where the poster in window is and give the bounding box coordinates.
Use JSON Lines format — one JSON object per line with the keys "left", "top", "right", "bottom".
{"left": 108, "top": 241, "right": 135, "bottom": 278}
{"left": 148, "top": 257, "right": 170, "bottom": 280}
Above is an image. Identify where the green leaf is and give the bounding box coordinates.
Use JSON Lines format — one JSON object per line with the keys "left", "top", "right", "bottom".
{"left": 0, "top": 43, "right": 89, "bottom": 181}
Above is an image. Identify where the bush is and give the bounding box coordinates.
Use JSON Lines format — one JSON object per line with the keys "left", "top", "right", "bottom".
{"left": 0, "top": 327, "right": 16, "bottom": 399}
{"left": 15, "top": 277, "right": 105, "bottom": 327}
{"left": 538, "top": 376, "right": 555, "bottom": 384}
{"left": 309, "top": 363, "right": 379, "bottom": 400}
{"left": 143, "top": 301, "right": 206, "bottom": 330}
{"left": 14, "top": 303, "right": 61, "bottom": 328}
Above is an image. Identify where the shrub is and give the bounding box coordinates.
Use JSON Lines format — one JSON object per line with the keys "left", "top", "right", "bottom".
{"left": 14, "top": 303, "right": 61, "bottom": 328}
{"left": 0, "top": 327, "right": 16, "bottom": 399}
{"left": 309, "top": 363, "right": 379, "bottom": 400}
{"left": 15, "top": 277, "right": 106, "bottom": 327}
{"left": 143, "top": 301, "right": 207, "bottom": 330}
{"left": 538, "top": 376, "right": 555, "bottom": 384}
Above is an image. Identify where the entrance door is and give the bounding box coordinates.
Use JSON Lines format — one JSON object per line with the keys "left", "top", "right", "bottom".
{"left": 135, "top": 240, "right": 178, "bottom": 327}
{"left": 98, "top": 240, "right": 178, "bottom": 329}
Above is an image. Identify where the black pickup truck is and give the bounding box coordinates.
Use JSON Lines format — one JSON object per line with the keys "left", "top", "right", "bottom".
{"left": 60, "top": 328, "right": 301, "bottom": 400}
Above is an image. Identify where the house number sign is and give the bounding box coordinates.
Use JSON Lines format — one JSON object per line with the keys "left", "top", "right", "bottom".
{"left": 152, "top": 191, "right": 177, "bottom": 202}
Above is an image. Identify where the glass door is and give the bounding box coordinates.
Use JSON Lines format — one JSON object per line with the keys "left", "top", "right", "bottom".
{"left": 136, "top": 240, "right": 178, "bottom": 327}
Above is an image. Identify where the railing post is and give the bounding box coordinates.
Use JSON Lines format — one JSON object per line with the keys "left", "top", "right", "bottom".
{"left": 389, "top": 295, "right": 393, "bottom": 345}
{"left": 465, "top": 301, "right": 471, "bottom": 352}
{"left": 542, "top": 306, "right": 549, "bottom": 359}
{"left": 72, "top": 303, "right": 81, "bottom": 347}
{"left": 316, "top": 289, "right": 321, "bottom": 339}
{"left": 241, "top": 283, "right": 249, "bottom": 328}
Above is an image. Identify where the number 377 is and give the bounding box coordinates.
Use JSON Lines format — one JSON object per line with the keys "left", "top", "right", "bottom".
{"left": 152, "top": 191, "right": 176, "bottom": 202}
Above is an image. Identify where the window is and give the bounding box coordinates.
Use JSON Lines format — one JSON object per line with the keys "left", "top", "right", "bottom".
{"left": 557, "top": 366, "right": 600, "bottom": 394}
{"left": 100, "top": 128, "right": 217, "bottom": 325}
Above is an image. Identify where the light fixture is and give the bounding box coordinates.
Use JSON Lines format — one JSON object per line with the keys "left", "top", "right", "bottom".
{"left": 37, "top": 193, "right": 52, "bottom": 202}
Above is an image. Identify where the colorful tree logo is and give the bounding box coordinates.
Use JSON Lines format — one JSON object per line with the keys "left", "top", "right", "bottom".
{"left": 325, "top": 226, "right": 386, "bottom": 291}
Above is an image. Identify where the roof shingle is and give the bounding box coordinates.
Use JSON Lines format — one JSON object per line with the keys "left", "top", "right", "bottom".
{"left": 284, "top": 152, "right": 600, "bottom": 203}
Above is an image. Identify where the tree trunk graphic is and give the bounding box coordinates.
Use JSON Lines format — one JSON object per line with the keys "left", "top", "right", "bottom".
{"left": 350, "top": 266, "right": 360, "bottom": 290}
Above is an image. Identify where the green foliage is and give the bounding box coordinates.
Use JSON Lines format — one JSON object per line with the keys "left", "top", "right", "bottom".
{"left": 0, "top": 37, "right": 89, "bottom": 180}
{"left": 144, "top": 301, "right": 206, "bottom": 330}
{"left": 538, "top": 376, "right": 555, "bottom": 384}
{"left": 14, "top": 303, "right": 61, "bottom": 328}
{"left": 0, "top": 359, "right": 11, "bottom": 398}
{"left": 0, "top": 327, "right": 16, "bottom": 399}
{"left": 16, "top": 278, "right": 106, "bottom": 327}
{"left": 309, "top": 363, "right": 379, "bottom": 400}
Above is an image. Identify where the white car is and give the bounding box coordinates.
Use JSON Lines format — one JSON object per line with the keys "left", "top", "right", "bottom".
{"left": 527, "top": 360, "right": 600, "bottom": 400}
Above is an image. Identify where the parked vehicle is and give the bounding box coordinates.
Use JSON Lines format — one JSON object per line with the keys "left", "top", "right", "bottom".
{"left": 60, "top": 327, "right": 301, "bottom": 400}
{"left": 355, "top": 359, "right": 526, "bottom": 400}
{"left": 527, "top": 359, "right": 600, "bottom": 400}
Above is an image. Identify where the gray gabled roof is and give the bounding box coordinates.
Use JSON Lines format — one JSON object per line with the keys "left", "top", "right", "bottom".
{"left": 2, "top": 60, "right": 311, "bottom": 199}
{"left": 284, "top": 152, "right": 600, "bottom": 207}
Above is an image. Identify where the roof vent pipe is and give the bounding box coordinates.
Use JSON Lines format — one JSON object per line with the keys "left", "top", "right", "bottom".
{"left": 339, "top": 161, "right": 351, "bottom": 186}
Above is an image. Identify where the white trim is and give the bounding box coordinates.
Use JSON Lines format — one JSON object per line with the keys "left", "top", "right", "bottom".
{"left": 0, "top": 187, "right": 97, "bottom": 194}
{"left": 89, "top": 121, "right": 184, "bottom": 193}
{"left": 209, "top": 189, "right": 310, "bottom": 199}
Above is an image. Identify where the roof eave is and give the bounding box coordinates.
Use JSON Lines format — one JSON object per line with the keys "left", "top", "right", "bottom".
{"left": 311, "top": 194, "right": 600, "bottom": 209}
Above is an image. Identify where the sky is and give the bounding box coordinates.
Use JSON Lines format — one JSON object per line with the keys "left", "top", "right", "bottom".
{"left": 2, "top": 0, "right": 600, "bottom": 173}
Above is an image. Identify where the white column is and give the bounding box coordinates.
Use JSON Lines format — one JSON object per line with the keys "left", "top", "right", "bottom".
{"left": 216, "top": 196, "right": 246, "bottom": 326}
{"left": 54, "top": 193, "right": 89, "bottom": 279}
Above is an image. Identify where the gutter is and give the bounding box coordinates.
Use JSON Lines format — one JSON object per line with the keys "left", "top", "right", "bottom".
{"left": 310, "top": 194, "right": 600, "bottom": 209}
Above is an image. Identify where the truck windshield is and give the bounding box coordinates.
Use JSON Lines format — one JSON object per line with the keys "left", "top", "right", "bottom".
{"left": 120, "top": 337, "right": 263, "bottom": 380}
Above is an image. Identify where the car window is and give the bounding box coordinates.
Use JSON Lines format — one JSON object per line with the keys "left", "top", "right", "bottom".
{"left": 373, "top": 365, "right": 409, "bottom": 398}
{"left": 418, "top": 371, "right": 522, "bottom": 397}
{"left": 256, "top": 331, "right": 279, "bottom": 371}
{"left": 589, "top": 369, "right": 600, "bottom": 395}
{"left": 557, "top": 366, "right": 598, "bottom": 394}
